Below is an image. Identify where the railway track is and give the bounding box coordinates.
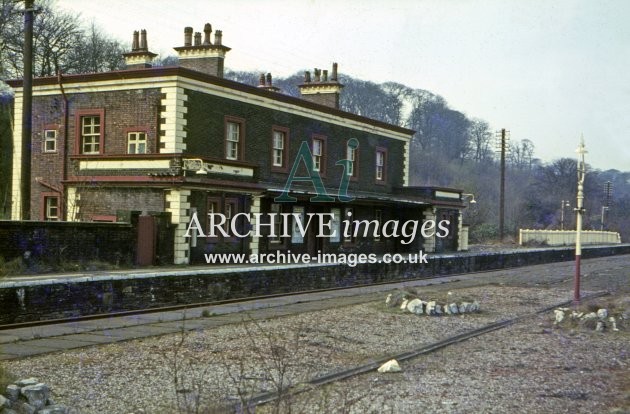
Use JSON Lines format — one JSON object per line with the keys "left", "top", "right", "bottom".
{"left": 0, "top": 245, "right": 630, "bottom": 332}
{"left": 2, "top": 251, "right": 625, "bottom": 331}
{"left": 245, "top": 291, "right": 610, "bottom": 410}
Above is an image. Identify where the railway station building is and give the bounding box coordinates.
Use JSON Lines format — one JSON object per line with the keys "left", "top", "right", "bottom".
{"left": 8, "top": 24, "right": 467, "bottom": 264}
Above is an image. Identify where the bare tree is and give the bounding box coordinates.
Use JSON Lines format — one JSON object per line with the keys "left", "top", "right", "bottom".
{"left": 0, "top": 0, "right": 124, "bottom": 78}
{"left": 65, "top": 22, "right": 125, "bottom": 74}
{"left": 468, "top": 118, "right": 493, "bottom": 163}
{"left": 0, "top": 0, "right": 24, "bottom": 79}
{"left": 508, "top": 138, "right": 535, "bottom": 170}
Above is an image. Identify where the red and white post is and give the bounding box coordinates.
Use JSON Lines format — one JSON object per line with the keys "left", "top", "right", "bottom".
{"left": 574, "top": 136, "right": 587, "bottom": 305}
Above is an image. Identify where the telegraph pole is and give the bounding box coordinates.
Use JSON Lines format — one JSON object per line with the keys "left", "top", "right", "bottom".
{"left": 601, "top": 181, "right": 612, "bottom": 231}
{"left": 574, "top": 136, "right": 587, "bottom": 305}
{"left": 21, "top": 0, "right": 35, "bottom": 220}
{"left": 497, "top": 129, "right": 508, "bottom": 242}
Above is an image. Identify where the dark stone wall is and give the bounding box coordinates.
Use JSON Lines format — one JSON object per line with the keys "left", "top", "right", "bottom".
{"left": 1, "top": 244, "right": 628, "bottom": 324}
{"left": 0, "top": 220, "right": 135, "bottom": 267}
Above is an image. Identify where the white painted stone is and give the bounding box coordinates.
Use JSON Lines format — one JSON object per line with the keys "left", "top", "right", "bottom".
{"left": 425, "top": 301, "right": 437, "bottom": 315}
{"left": 554, "top": 309, "right": 565, "bottom": 324}
{"left": 459, "top": 302, "right": 471, "bottom": 313}
{"left": 596, "top": 321, "right": 605, "bottom": 332}
{"left": 377, "top": 359, "right": 402, "bottom": 373}
{"left": 597, "top": 308, "right": 608, "bottom": 319}
{"left": 447, "top": 303, "right": 459, "bottom": 314}
{"left": 435, "top": 304, "right": 443, "bottom": 315}
{"left": 400, "top": 299, "right": 409, "bottom": 311}
{"left": 406, "top": 298, "right": 423, "bottom": 315}
{"left": 385, "top": 294, "right": 392, "bottom": 306}
{"left": 471, "top": 301, "right": 480, "bottom": 312}
{"left": 582, "top": 312, "right": 598, "bottom": 321}
{"left": 609, "top": 316, "right": 619, "bottom": 331}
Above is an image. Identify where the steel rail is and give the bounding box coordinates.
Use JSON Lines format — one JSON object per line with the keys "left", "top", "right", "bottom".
{"left": 245, "top": 291, "right": 609, "bottom": 408}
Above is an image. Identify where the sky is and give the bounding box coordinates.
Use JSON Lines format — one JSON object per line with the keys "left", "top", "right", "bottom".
{"left": 55, "top": 0, "right": 630, "bottom": 171}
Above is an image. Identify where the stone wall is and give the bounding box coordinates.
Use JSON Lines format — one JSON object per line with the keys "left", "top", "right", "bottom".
{"left": 0, "top": 220, "right": 136, "bottom": 266}
{"left": 519, "top": 229, "right": 622, "bottom": 246}
{"left": 1, "top": 244, "right": 629, "bottom": 324}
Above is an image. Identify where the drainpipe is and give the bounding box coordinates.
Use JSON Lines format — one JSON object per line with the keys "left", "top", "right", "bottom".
{"left": 21, "top": 0, "right": 35, "bottom": 219}
{"left": 57, "top": 72, "right": 69, "bottom": 220}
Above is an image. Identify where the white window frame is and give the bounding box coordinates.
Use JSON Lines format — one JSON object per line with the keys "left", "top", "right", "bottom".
{"left": 376, "top": 150, "right": 385, "bottom": 181}
{"left": 272, "top": 131, "right": 285, "bottom": 167}
{"left": 45, "top": 197, "right": 59, "bottom": 221}
{"left": 81, "top": 116, "right": 101, "bottom": 154}
{"left": 226, "top": 122, "right": 240, "bottom": 160}
{"left": 127, "top": 132, "right": 147, "bottom": 154}
{"left": 43, "top": 129, "right": 57, "bottom": 153}
{"left": 312, "top": 138, "right": 323, "bottom": 172}
{"left": 347, "top": 144, "right": 356, "bottom": 176}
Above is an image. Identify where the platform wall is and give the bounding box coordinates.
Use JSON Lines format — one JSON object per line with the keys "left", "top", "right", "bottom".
{"left": 1, "top": 244, "right": 629, "bottom": 324}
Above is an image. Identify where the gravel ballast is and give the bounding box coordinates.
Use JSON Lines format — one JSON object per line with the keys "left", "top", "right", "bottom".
{"left": 3, "top": 283, "right": 628, "bottom": 413}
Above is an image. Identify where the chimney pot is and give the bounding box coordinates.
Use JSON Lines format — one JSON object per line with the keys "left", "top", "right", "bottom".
{"left": 132, "top": 30, "right": 139, "bottom": 51}
{"left": 266, "top": 73, "right": 272, "bottom": 86}
{"left": 298, "top": 63, "right": 343, "bottom": 109}
{"left": 184, "top": 27, "right": 193, "bottom": 46}
{"left": 140, "top": 29, "right": 148, "bottom": 50}
{"left": 259, "top": 73, "right": 266, "bottom": 86}
{"left": 214, "top": 30, "right": 223, "bottom": 45}
{"left": 314, "top": 68, "right": 321, "bottom": 82}
{"left": 203, "top": 23, "right": 212, "bottom": 45}
{"left": 194, "top": 32, "right": 202, "bottom": 46}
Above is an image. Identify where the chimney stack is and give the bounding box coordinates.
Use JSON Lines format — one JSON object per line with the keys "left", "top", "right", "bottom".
{"left": 174, "top": 22, "right": 231, "bottom": 78}
{"left": 298, "top": 62, "right": 344, "bottom": 109}
{"left": 257, "top": 72, "right": 280, "bottom": 93}
{"left": 123, "top": 29, "right": 157, "bottom": 69}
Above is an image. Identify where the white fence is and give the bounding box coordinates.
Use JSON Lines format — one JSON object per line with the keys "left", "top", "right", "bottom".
{"left": 519, "top": 229, "right": 621, "bottom": 246}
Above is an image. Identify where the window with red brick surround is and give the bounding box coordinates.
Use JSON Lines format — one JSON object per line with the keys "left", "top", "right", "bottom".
{"left": 224, "top": 116, "right": 245, "bottom": 161}
{"left": 311, "top": 134, "right": 327, "bottom": 177}
{"left": 41, "top": 192, "right": 61, "bottom": 221}
{"left": 270, "top": 126, "right": 290, "bottom": 173}
{"left": 375, "top": 147, "right": 387, "bottom": 184}
{"left": 75, "top": 109, "right": 105, "bottom": 155}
